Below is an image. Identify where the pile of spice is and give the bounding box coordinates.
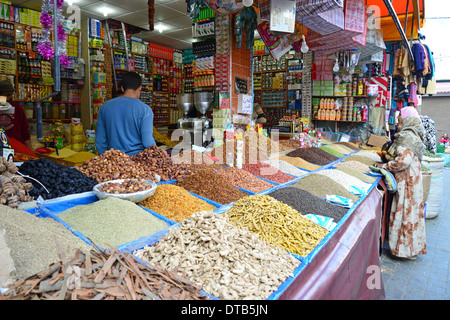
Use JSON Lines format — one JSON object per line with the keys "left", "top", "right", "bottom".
{"left": 77, "top": 149, "right": 156, "bottom": 183}
{"left": 205, "top": 139, "right": 269, "bottom": 165}
{"left": 318, "top": 145, "right": 345, "bottom": 158}
{"left": 344, "top": 154, "right": 379, "bottom": 167}
{"left": 139, "top": 184, "right": 217, "bottom": 222}
{"left": 335, "top": 160, "right": 370, "bottom": 173}
{"left": 215, "top": 167, "right": 274, "bottom": 193}
{"left": 134, "top": 210, "right": 299, "bottom": 300}
{"left": 225, "top": 195, "right": 329, "bottom": 257}
{"left": 278, "top": 155, "right": 321, "bottom": 171}
{"left": 19, "top": 158, "right": 98, "bottom": 200}
{"left": 278, "top": 139, "right": 300, "bottom": 151}
{"left": 322, "top": 143, "right": 354, "bottom": 155}
{"left": 0, "top": 204, "right": 92, "bottom": 280}
{"left": 286, "top": 148, "right": 332, "bottom": 166}
{"left": 268, "top": 187, "right": 349, "bottom": 222}
{"left": 309, "top": 147, "right": 339, "bottom": 162}
{"left": 171, "top": 149, "right": 215, "bottom": 165}
{"left": 356, "top": 150, "right": 382, "bottom": 162}
{"left": 292, "top": 173, "right": 359, "bottom": 202}
{"left": 57, "top": 197, "right": 168, "bottom": 248}
{"left": 336, "top": 141, "right": 360, "bottom": 150}
{"left": 174, "top": 169, "right": 249, "bottom": 204}
{"left": 336, "top": 166, "right": 378, "bottom": 184}
{"left": 263, "top": 159, "right": 308, "bottom": 177}
{"left": 1, "top": 247, "right": 209, "bottom": 300}
{"left": 62, "top": 151, "right": 97, "bottom": 165}
{"left": 316, "top": 169, "right": 372, "bottom": 192}
{"left": 131, "top": 146, "right": 193, "bottom": 181}
{"left": 244, "top": 130, "right": 287, "bottom": 154}
{"left": 241, "top": 161, "right": 296, "bottom": 184}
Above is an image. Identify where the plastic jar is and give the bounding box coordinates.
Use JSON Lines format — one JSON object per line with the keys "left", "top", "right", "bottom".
{"left": 65, "top": 103, "right": 73, "bottom": 119}
{"left": 42, "top": 103, "right": 51, "bottom": 119}
{"left": 59, "top": 103, "right": 66, "bottom": 119}
{"left": 51, "top": 103, "right": 59, "bottom": 119}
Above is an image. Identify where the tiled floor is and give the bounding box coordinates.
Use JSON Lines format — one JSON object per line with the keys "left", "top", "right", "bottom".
{"left": 380, "top": 168, "right": 450, "bottom": 300}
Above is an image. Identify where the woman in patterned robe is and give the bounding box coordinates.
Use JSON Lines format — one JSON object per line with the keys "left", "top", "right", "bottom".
{"left": 381, "top": 107, "right": 427, "bottom": 260}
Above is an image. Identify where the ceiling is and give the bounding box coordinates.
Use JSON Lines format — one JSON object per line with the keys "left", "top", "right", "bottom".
{"left": 10, "top": 0, "right": 195, "bottom": 50}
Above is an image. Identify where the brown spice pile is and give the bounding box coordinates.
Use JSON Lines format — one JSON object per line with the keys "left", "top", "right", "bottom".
{"left": 174, "top": 169, "right": 248, "bottom": 204}
{"left": 215, "top": 167, "right": 274, "bottom": 193}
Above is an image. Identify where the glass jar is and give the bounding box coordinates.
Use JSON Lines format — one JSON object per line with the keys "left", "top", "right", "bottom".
{"left": 42, "top": 103, "right": 51, "bottom": 119}
{"left": 51, "top": 103, "right": 59, "bottom": 119}
{"left": 65, "top": 103, "right": 73, "bottom": 119}
{"left": 59, "top": 103, "right": 66, "bottom": 119}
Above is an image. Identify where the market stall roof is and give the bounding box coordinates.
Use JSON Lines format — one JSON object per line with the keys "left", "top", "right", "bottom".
{"left": 367, "top": 0, "right": 425, "bottom": 42}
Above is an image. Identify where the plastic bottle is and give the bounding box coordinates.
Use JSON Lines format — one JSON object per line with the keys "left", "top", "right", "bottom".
{"left": 226, "top": 152, "right": 234, "bottom": 167}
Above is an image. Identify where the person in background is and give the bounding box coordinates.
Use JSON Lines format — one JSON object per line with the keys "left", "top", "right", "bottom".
{"left": 440, "top": 133, "right": 449, "bottom": 146}
{"left": 95, "top": 72, "right": 156, "bottom": 156}
{"left": 377, "top": 106, "right": 427, "bottom": 260}
{"left": 0, "top": 80, "right": 32, "bottom": 150}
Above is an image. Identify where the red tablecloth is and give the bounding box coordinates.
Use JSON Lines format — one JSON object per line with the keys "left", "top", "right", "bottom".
{"left": 279, "top": 186, "right": 385, "bottom": 300}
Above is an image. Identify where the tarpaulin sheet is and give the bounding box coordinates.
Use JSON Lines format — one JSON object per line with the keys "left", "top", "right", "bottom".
{"left": 278, "top": 185, "right": 385, "bottom": 300}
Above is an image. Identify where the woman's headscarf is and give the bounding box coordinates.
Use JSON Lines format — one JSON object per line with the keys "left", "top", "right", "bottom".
{"left": 388, "top": 107, "right": 426, "bottom": 161}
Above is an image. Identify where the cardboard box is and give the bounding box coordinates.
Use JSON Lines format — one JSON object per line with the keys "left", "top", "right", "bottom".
{"left": 366, "top": 134, "right": 389, "bottom": 148}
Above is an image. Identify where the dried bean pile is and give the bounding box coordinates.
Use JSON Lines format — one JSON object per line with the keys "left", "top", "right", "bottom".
{"left": 77, "top": 149, "right": 155, "bottom": 183}
{"left": 0, "top": 157, "right": 33, "bottom": 208}
{"left": 19, "top": 158, "right": 98, "bottom": 200}
{"left": 135, "top": 211, "right": 299, "bottom": 300}
{"left": 344, "top": 155, "right": 380, "bottom": 166}
{"left": 171, "top": 149, "right": 215, "bottom": 165}
{"left": 286, "top": 148, "right": 331, "bottom": 165}
{"left": 336, "top": 166, "right": 377, "bottom": 184}
{"left": 292, "top": 173, "right": 359, "bottom": 202}
{"left": 335, "top": 160, "right": 370, "bottom": 173}
{"left": 309, "top": 147, "right": 339, "bottom": 162}
{"left": 225, "top": 195, "right": 329, "bottom": 257}
{"left": 0, "top": 204, "right": 91, "bottom": 280}
{"left": 268, "top": 187, "right": 349, "bottom": 222}
{"left": 316, "top": 169, "right": 372, "bottom": 191}
{"left": 318, "top": 145, "right": 345, "bottom": 158}
{"left": 216, "top": 167, "right": 274, "bottom": 193}
{"left": 131, "top": 146, "right": 193, "bottom": 181}
{"left": 278, "top": 155, "right": 321, "bottom": 171}
{"left": 2, "top": 247, "right": 209, "bottom": 300}
{"left": 242, "top": 162, "right": 296, "bottom": 184}
{"left": 174, "top": 169, "right": 249, "bottom": 204}
{"left": 139, "top": 184, "right": 217, "bottom": 222}
{"left": 263, "top": 159, "right": 308, "bottom": 177}
{"left": 183, "top": 163, "right": 224, "bottom": 174}
{"left": 57, "top": 197, "right": 168, "bottom": 248}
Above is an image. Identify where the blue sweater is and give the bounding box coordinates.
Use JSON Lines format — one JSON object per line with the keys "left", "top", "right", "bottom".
{"left": 95, "top": 97, "right": 156, "bottom": 156}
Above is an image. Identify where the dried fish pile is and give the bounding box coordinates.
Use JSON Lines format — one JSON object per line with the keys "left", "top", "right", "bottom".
{"left": 134, "top": 211, "right": 299, "bottom": 300}
{"left": 0, "top": 204, "right": 91, "bottom": 280}
{"left": 263, "top": 159, "right": 308, "bottom": 177}
{"left": 1, "top": 247, "right": 209, "bottom": 300}
{"left": 225, "top": 195, "right": 329, "bottom": 257}
{"left": 174, "top": 169, "right": 248, "bottom": 204}
{"left": 57, "top": 197, "right": 168, "bottom": 248}
{"left": 139, "top": 184, "right": 217, "bottom": 222}
{"left": 292, "top": 173, "right": 359, "bottom": 202}
{"left": 268, "top": 187, "right": 349, "bottom": 222}
{"left": 215, "top": 167, "right": 274, "bottom": 193}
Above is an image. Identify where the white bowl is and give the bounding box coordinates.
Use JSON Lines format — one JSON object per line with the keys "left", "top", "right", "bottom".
{"left": 93, "top": 179, "right": 157, "bottom": 203}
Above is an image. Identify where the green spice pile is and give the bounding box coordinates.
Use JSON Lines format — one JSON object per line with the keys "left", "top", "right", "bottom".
{"left": 57, "top": 197, "right": 168, "bottom": 248}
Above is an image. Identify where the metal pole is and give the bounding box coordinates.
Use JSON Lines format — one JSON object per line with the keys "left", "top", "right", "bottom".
{"left": 105, "top": 20, "right": 119, "bottom": 92}
{"left": 36, "top": 0, "right": 61, "bottom": 141}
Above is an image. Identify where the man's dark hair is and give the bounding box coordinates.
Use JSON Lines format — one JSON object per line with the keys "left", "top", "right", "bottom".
{"left": 122, "top": 72, "right": 142, "bottom": 91}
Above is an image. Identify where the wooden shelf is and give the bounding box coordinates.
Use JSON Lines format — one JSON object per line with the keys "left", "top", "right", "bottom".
{"left": 314, "top": 119, "right": 367, "bottom": 123}
{"left": 313, "top": 95, "right": 374, "bottom": 98}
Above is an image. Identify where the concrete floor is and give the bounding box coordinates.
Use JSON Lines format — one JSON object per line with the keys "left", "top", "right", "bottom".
{"left": 380, "top": 168, "right": 450, "bottom": 300}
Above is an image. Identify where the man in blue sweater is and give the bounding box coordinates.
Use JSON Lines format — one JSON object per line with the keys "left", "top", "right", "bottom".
{"left": 95, "top": 71, "right": 156, "bottom": 156}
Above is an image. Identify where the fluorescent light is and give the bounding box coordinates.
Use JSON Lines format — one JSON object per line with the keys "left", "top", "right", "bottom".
{"left": 99, "top": 7, "right": 113, "bottom": 17}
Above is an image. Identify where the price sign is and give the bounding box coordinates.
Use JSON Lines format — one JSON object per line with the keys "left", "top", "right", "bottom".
{"left": 238, "top": 94, "right": 253, "bottom": 114}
